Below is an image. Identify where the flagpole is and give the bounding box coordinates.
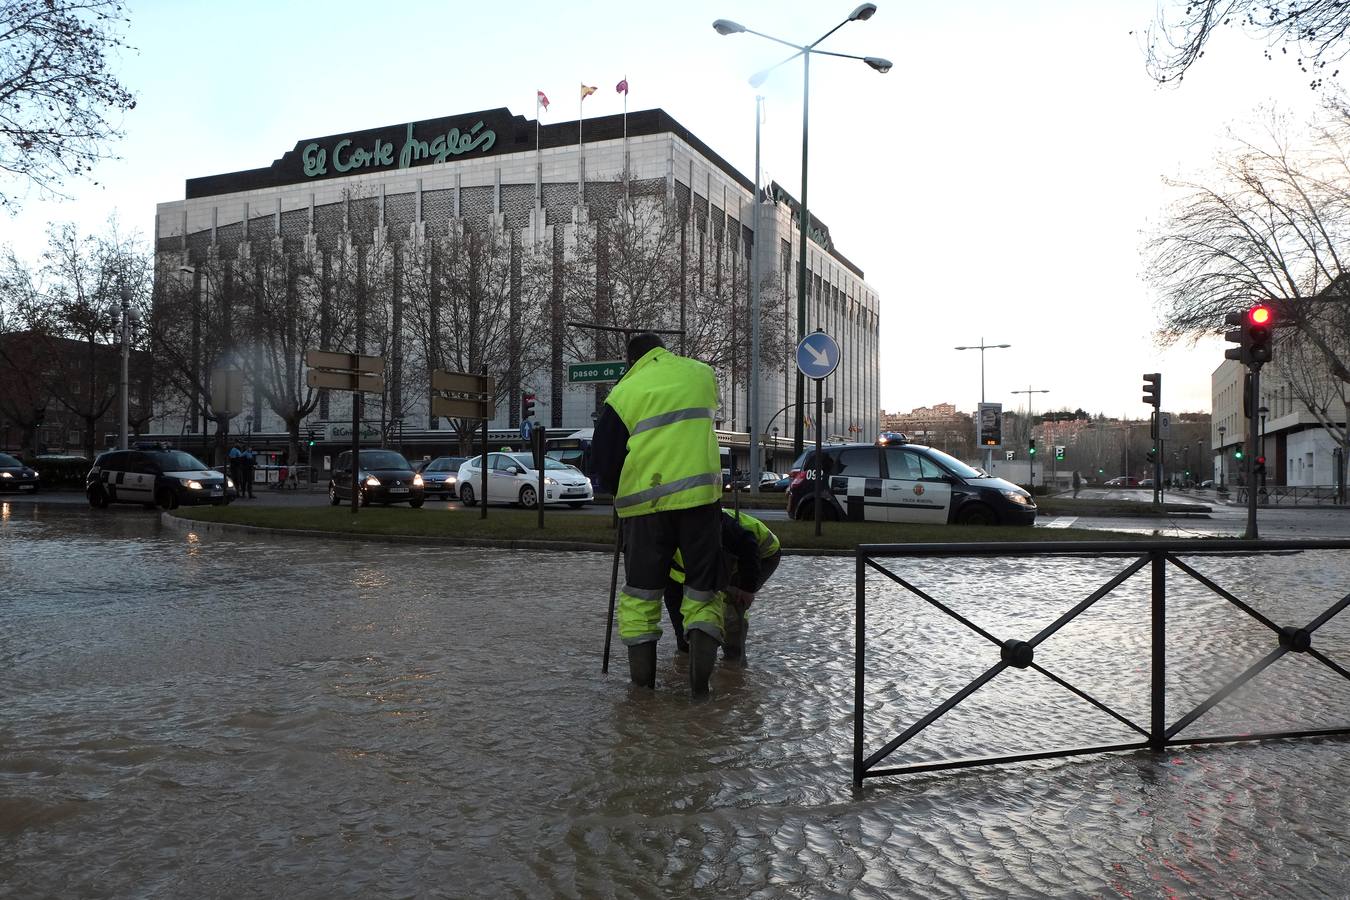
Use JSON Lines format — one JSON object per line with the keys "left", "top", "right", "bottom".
{"left": 535, "top": 94, "right": 542, "bottom": 209}
{"left": 578, "top": 88, "right": 584, "bottom": 208}
{"left": 622, "top": 77, "right": 628, "bottom": 200}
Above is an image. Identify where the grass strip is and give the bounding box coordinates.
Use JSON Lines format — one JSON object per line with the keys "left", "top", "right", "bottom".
{"left": 174, "top": 505, "right": 1153, "bottom": 550}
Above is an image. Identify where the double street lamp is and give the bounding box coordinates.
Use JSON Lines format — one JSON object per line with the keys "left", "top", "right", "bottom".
{"left": 713, "top": 4, "right": 891, "bottom": 458}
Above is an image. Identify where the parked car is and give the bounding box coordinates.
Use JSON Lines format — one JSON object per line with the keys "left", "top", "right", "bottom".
{"left": 785, "top": 437, "right": 1036, "bottom": 526}
{"left": 328, "top": 449, "right": 425, "bottom": 508}
{"left": 1198, "top": 479, "right": 1215, "bottom": 490}
{"left": 1139, "top": 478, "right": 1155, "bottom": 488}
{"left": 761, "top": 475, "right": 792, "bottom": 493}
{"left": 760, "top": 471, "right": 781, "bottom": 487}
{"left": 722, "top": 469, "right": 751, "bottom": 491}
{"left": 86, "top": 447, "right": 232, "bottom": 509}
{"left": 0, "top": 452, "right": 40, "bottom": 493}
{"left": 418, "top": 455, "right": 466, "bottom": 500}
{"left": 1104, "top": 476, "right": 1141, "bottom": 487}
{"left": 456, "top": 452, "right": 593, "bottom": 508}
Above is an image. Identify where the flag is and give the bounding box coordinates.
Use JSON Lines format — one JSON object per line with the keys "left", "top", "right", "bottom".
{"left": 581, "top": 83, "right": 597, "bottom": 100}
{"left": 537, "top": 90, "right": 550, "bottom": 110}
{"left": 616, "top": 77, "right": 628, "bottom": 94}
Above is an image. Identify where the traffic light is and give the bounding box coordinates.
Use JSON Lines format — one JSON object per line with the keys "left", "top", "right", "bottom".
{"left": 1248, "top": 304, "right": 1274, "bottom": 364}
{"left": 1141, "top": 372, "right": 1161, "bottom": 408}
{"left": 1028, "top": 438, "right": 1036, "bottom": 457}
{"left": 522, "top": 392, "right": 536, "bottom": 420}
{"left": 1235, "top": 446, "right": 1244, "bottom": 461}
{"left": 1256, "top": 455, "right": 1267, "bottom": 477}
{"left": 1147, "top": 447, "right": 1157, "bottom": 464}
{"left": 1224, "top": 305, "right": 1277, "bottom": 367}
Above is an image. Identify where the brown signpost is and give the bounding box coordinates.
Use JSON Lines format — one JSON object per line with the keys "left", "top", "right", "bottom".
{"left": 429, "top": 368, "right": 495, "bottom": 519}
{"left": 305, "top": 348, "right": 387, "bottom": 514}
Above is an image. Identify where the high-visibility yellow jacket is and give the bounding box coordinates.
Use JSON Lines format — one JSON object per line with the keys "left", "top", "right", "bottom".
{"left": 604, "top": 347, "right": 721, "bottom": 518}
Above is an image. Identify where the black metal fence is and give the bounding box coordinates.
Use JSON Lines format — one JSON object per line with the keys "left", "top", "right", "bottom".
{"left": 854, "top": 539, "right": 1350, "bottom": 786}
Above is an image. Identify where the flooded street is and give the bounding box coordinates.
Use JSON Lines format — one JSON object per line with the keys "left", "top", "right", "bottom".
{"left": 3, "top": 502, "right": 1350, "bottom": 897}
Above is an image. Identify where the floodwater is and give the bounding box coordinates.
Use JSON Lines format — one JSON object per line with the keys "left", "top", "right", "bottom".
{"left": 3, "top": 501, "right": 1350, "bottom": 898}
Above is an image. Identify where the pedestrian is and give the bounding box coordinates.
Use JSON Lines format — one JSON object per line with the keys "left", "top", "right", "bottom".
{"left": 242, "top": 444, "right": 257, "bottom": 498}
{"left": 1072, "top": 470, "right": 1081, "bottom": 499}
{"left": 228, "top": 441, "right": 243, "bottom": 495}
{"left": 594, "top": 332, "right": 725, "bottom": 696}
{"left": 665, "top": 508, "right": 782, "bottom": 665}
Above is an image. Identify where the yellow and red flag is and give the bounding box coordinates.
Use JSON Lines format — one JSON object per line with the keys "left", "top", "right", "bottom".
{"left": 580, "top": 83, "right": 597, "bottom": 100}
{"left": 537, "top": 90, "right": 550, "bottom": 111}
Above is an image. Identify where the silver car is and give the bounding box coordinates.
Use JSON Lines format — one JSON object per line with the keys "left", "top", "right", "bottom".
{"left": 455, "top": 452, "right": 594, "bottom": 509}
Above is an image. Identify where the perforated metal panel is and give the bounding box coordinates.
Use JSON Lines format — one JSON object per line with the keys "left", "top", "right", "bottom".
{"left": 501, "top": 184, "right": 534, "bottom": 229}
{"left": 423, "top": 189, "right": 454, "bottom": 232}
{"left": 313, "top": 203, "right": 343, "bottom": 251}
{"left": 459, "top": 185, "right": 493, "bottom": 227}
{"left": 385, "top": 193, "right": 415, "bottom": 233}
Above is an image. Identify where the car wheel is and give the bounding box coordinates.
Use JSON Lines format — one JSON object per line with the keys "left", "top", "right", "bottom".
{"left": 958, "top": 503, "right": 998, "bottom": 526}
{"left": 519, "top": 485, "right": 538, "bottom": 509}
{"left": 795, "top": 500, "right": 836, "bottom": 521}
{"left": 567, "top": 501, "right": 586, "bottom": 509}
{"left": 410, "top": 498, "right": 425, "bottom": 509}
{"left": 459, "top": 484, "right": 476, "bottom": 506}
{"left": 155, "top": 487, "right": 179, "bottom": 511}
{"left": 87, "top": 486, "right": 109, "bottom": 509}
{"left": 329, "top": 483, "right": 341, "bottom": 506}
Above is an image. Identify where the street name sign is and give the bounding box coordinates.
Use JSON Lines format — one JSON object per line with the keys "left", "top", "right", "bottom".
{"left": 431, "top": 395, "right": 491, "bottom": 420}
{"left": 429, "top": 368, "right": 495, "bottom": 420}
{"left": 304, "top": 350, "right": 384, "bottom": 374}
{"left": 568, "top": 361, "right": 627, "bottom": 384}
{"left": 305, "top": 369, "right": 384, "bottom": 393}
{"left": 431, "top": 370, "right": 495, "bottom": 395}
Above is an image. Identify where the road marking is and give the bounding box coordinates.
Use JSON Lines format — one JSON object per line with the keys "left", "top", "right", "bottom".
{"left": 1045, "top": 516, "right": 1078, "bottom": 529}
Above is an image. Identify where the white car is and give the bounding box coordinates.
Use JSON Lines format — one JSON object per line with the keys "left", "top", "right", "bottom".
{"left": 455, "top": 452, "right": 593, "bottom": 508}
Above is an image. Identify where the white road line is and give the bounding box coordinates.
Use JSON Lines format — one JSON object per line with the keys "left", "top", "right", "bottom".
{"left": 1044, "top": 516, "right": 1078, "bottom": 529}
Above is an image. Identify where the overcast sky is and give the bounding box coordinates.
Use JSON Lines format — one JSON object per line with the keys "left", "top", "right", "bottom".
{"left": 1, "top": 0, "right": 1333, "bottom": 421}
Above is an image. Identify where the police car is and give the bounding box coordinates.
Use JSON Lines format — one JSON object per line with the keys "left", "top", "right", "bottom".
{"left": 86, "top": 446, "right": 234, "bottom": 510}
{"left": 786, "top": 433, "right": 1037, "bottom": 526}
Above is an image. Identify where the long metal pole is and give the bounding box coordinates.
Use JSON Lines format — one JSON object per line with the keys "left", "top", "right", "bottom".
{"left": 119, "top": 284, "right": 130, "bottom": 451}
{"left": 793, "top": 51, "right": 811, "bottom": 458}
{"left": 814, "top": 375, "right": 824, "bottom": 537}
{"left": 749, "top": 95, "right": 763, "bottom": 495}
{"left": 979, "top": 339, "right": 987, "bottom": 474}
{"left": 1246, "top": 367, "right": 1261, "bottom": 539}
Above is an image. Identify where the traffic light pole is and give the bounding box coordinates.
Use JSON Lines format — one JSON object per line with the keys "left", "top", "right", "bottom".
{"left": 1246, "top": 366, "right": 1261, "bottom": 539}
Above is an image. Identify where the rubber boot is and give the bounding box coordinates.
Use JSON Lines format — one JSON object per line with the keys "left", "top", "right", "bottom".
{"left": 627, "top": 642, "right": 657, "bottom": 688}
{"left": 688, "top": 630, "right": 719, "bottom": 697}
{"left": 724, "top": 619, "right": 749, "bottom": 665}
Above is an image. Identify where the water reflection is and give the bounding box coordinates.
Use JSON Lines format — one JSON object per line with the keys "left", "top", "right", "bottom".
{"left": 2, "top": 504, "right": 1349, "bottom": 897}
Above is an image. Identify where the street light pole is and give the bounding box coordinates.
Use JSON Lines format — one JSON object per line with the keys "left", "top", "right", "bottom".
{"left": 750, "top": 95, "right": 764, "bottom": 495}
{"left": 1217, "top": 424, "right": 1226, "bottom": 490}
{"left": 1010, "top": 386, "right": 1049, "bottom": 488}
{"left": 713, "top": 5, "right": 891, "bottom": 458}
{"left": 119, "top": 283, "right": 131, "bottom": 451}
{"left": 955, "top": 338, "right": 1010, "bottom": 473}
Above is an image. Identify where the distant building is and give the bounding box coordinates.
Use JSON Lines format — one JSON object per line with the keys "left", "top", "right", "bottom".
{"left": 879, "top": 403, "right": 974, "bottom": 457}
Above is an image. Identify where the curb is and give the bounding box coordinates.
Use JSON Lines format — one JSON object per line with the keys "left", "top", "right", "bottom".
{"left": 158, "top": 512, "right": 853, "bottom": 556}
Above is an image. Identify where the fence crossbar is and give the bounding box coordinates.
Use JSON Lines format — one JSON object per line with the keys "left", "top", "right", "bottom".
{"left": 1029, "top": 556, "right": 1148, "bottom": 648}
{"left": 1166, "top": 554, "right": 1282, "bottom": 635}
{"left": 1165, "top": 646, "right": 1288, "bottom": 739}
{"left": 864, "top": 741, "right": 1149, "bottom": 779}
{"left": 861, "top": 661, "right": 1009, "bottom": 772}
{"left": 862, "top": 557, "right": 1002, "bottom": 648}
{"left": 1306, "top": 589, "right": 1350, "bottom": 633}
{"left": 1309, "top": 648, "right": 1350, "bottom": 681}
{"left": 1028, "top": 662, "right": 1149, "bottom": 738}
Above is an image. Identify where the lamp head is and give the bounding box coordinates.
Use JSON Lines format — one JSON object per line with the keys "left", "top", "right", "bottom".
{"left": 713, "top": 18, "right": 745, "bottom": 35}
{"left": 849, "top": 3, "right": 878, "bottom": 21}
{"left": 748, "top": 69, "right": 771, "bottom": 88}
{"left": 865, "top": 56, "right": 893, "bottom": 73}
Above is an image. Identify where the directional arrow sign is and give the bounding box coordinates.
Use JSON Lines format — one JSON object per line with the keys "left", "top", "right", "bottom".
{"left": 795, "top": 331, "right": 840, "bottom": 380}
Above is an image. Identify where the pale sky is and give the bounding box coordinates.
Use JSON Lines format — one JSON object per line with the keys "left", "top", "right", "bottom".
{"left": 0, "top": 0, "right": 1331, "bottom": 421}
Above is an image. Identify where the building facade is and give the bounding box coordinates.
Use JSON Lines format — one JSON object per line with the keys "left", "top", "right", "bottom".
{"left": 152, "top": 106, "right": 881, "bottom": 457}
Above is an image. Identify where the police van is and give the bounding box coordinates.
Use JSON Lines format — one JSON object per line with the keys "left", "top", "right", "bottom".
{"left": 786, "top": 433, "right": 1037, "bottom": 526}
{"left": 86, "top": 445, "right": 234, "bottom": 510}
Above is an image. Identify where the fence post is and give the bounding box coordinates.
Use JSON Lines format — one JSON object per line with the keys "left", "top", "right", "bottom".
{"left": 853, "top": 550, "right": 866, "bottom": 787}
{"left": 1150, "top": 549, "right": 1166, "bottom": 750}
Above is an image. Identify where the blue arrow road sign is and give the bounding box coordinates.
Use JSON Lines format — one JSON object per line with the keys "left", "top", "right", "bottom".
{"left": 520, "top": 419, "right": 533, "bottom": 441}
{"left": 796, "top": 330, "right": 840, "bottom": 380}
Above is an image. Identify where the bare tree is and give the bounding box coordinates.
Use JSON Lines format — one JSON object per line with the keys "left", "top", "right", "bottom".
{"left": 1147, "top": 104, "right": 1350, "bottom": 459}
{"left": 0, "top": 0, "right": 137, "bottom": 209}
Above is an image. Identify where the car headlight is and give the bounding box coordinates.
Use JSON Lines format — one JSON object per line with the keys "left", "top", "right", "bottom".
{"left": 365, "top": 475, "right": 381, "bottom": 487}
{"left": 412, "top": 474, "right": 424, "bottom": 487}
{"left": 1000, "top": 490, "right": 1032, "bottom": 506}
{"left": 446, "top": 475, "right": 457, "bottom": 483}
{"left": 181, "top": 479, "right": 203, "bottom": 490}
{"left": 544, "top": 477, "right": 558, "bottom": 485}
{"left": 226, "top": 477, "right": 235, "bottom": 488}
{"left": 0, "top": 472, "right": 10, "bottom": 478}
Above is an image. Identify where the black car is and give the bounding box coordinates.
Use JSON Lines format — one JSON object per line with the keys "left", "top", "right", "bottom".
{"left": 418, "top": 455, "right": 466, "bottom": 500}
{"left": 0, "top": 452, "right": 40, "bottom": 493}
{"left": 785, "top": 437, "right": 1036, "bottom": 526}
{"left": 329, "top": 449, "right": 425, "bottom": 507}
{"left": 86, "top": 448, "right": 232, "bottom": 509}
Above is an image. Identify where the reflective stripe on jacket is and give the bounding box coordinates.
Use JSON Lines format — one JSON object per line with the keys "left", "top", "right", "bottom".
{"left": 604, "top": 347, "right": 721, "bottom": 518}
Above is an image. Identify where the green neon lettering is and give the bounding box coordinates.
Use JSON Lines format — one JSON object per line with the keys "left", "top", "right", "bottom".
{"left": 302, "top": 142, "right": 327, "bottom": 177}
{"left": 374, "top": 139, "right": 393, "bottom": 167}
{"left": 332, "top": 139, "right": 355, "bottom": 172}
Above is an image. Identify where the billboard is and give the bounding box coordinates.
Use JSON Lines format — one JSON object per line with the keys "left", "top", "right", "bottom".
{"left": 977, "top": 402, "right": 1003, "bottom": 448}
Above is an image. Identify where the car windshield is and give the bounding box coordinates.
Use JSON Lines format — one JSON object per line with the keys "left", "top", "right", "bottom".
{"left": 0, "top": 453, "right": 21, "bottom": 467}
{"left": 918, "top": 447, "right": 983, "bottom": 479}
{"left": 148, "top": 450, "right": 210, "bottom": 471}
{"left": 358, "top": 451, "right": 409, "bottom": 469}
{"left": 507, "top": 454, "right": 570, "bottom": 471}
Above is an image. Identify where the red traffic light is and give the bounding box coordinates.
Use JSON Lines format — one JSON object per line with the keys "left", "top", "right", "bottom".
{"left": 1249, "top": 305, "right": 1272, "bottom": 326}
{"left": 1256, "top": 455, "right": 1266, "bottom": 466}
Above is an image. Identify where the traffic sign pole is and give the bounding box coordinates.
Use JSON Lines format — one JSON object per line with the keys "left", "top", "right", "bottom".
{"left": 795, "top": 330, "right": 840, "bottom": 537}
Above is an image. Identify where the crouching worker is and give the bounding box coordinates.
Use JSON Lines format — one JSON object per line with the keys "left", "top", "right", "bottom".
{"left": 666, "top": 508, "right": 782, "bottom": 664}
{"left": 593, "top": 332, "right": 726, "bottom": 696}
